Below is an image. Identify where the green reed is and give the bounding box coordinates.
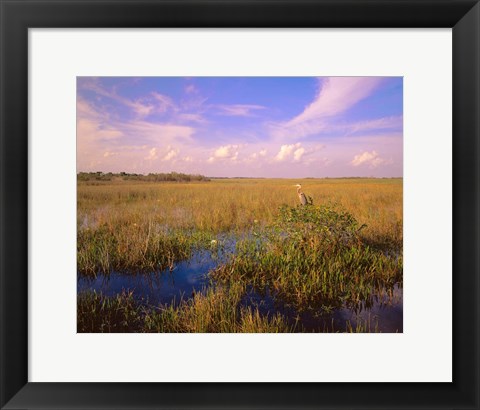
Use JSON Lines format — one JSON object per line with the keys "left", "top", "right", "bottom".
{"left": 77, "top": 223, "right": 212, "bottom": 276}
{"left": 211, "top": 203, "right": 402, "bottom": 312}
{"left": 78, "top": 286, "right": 295, "bottom": 333}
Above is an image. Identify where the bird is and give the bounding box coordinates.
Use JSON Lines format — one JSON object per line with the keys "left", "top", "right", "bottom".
{"left": 294, "top": 184, "right": 308, "bottom": 205}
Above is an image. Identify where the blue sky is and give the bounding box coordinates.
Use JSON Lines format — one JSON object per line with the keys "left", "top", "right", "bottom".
{"left": 77, "top": 77, "right": 403, "bottom": 177}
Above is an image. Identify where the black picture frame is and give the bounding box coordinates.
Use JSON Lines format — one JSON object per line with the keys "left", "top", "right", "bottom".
{"left": 1, "top": 1, "right": 479, "bottom": 409}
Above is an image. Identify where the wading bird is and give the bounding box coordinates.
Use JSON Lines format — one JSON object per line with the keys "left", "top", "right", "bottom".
{"left": 294, "top": 184, "right": 308, "bottom": 205}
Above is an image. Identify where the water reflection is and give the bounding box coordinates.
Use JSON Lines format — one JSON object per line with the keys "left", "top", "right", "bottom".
{"left": 240, "top": 284, "right": 402, "bottom": 332}
{"left": 77, "top": 250, "right": 215, "bottom": 306}
{"left": 78, "top": 239, "right": 403, "bottom": 332}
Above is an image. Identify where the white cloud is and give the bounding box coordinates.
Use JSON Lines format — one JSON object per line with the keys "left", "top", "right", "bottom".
{"left": 162, "top": 149, "right": 178, "bottom": 162}
{"left": 242, "top": 148, "right": 267, "bottom": 164}
{"left": 293, "top": 147, "right": 305, "bottom": 161}
{"left": 274, "top": 142, "right": 325, "bottom": 163}
{"left": 216, "top": 104, "right": 265, "bottom": 117}
{"left": 351, "top": 150, "right": 391, "bottom": 168}
{"left": 145, "top": 147, "right": 158, "bottom": 161}
{"left": 292, "top": 77, "right": 383, "bottom": 124}
{"left": 215, "top": 145, "right": 233, "bottom": 158}
{"left": 275, "top": 143, "right": 301, "bottom": 161}
{"left": 208, "top": 144, "right": 241, "bottom": 163}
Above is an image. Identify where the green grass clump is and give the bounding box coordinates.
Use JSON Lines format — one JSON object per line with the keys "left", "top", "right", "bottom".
{"left": 77, "top": 222, "right": 210, "bottom": 276}
{"left": 144, "top": 283, "right": 294, "bottom": 333}
{"left": 274, "top": 202, "right": 366, "bottom": 246}
{"left": 212, "top": 203, "right": 402, "bottom": 311}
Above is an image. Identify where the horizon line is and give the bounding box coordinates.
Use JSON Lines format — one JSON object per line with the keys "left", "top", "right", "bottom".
{"left": 77, "top": 171, "right": 403, "bottom": 179}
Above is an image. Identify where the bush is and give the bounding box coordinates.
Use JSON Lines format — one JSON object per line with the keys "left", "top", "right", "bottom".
{"left": 275, "top": 203, "right": 366, "bottom": 247}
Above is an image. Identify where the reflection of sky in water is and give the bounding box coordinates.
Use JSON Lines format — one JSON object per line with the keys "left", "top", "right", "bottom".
{"left": 78, "top": 237, "right": 403, "bottom": 332}
{"left": 77, "top": 250, "right": 217, "bottom": 306}
{"left": 241, "top": 285, "right": 402, "bottom": 332}
{"left": 333, "top": 285, "right": 403, "bottom": 332}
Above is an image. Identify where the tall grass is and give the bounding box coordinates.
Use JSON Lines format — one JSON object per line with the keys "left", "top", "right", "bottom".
{"left": 211, "top": 203, "right": 402, "bottom": 311}
{"left": 78, "top": 178, "right": 402, "bottom": 275}
{"left": 143, "top": 283, "right": 295, "bottom": 333}
{"left": 78, "top": 223, "right": 209, "bottom": 275}
{"left": 78, "top": 286, "right": 295, "bottom": 333}
{"left": 78, "top": 178, "right": 402, "bottom": 240}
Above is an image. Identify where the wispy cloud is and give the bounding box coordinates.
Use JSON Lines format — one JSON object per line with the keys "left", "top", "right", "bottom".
{"left": 80, "top": 78, "right": 154, "bottom": 119}
{"left": 177, "top": 113, "right": 207, "bottom": 124}
{"left": 216, "top": 104, "right": 266, "bottom": 117}
{"left": 344, "top": 115, "right": 403, "bottom": 135}
{"left": 79, "top": 78, "right": 180, "bottom": 119}
{"left": 151, "top": 92, "right": 177, "bottom": 114}
{"left": 120, "top": 121, "right": 195, "bottom": 144}
{"left": 271, "top": 77, "right": 384, "bottom": 140}
{"left": 77, "top": 98, "right": 100, "bottom": 119}
{"left": 292, "top": 77, "right": 382, "bottom": 122}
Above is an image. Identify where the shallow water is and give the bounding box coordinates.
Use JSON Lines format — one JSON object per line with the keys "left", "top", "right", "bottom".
{"left": 241, "top": 284, "right": 402, "bottom": 332}
{"left": 77, "top": 250, "right": 216, "bottom": 306}
{"left": 77, "top": 239, "right": 403, "bottom": 332}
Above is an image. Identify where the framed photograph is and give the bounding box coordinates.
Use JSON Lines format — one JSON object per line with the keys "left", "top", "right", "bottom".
{"left": 1, "top": 0, "right": 479, "bottom": 409}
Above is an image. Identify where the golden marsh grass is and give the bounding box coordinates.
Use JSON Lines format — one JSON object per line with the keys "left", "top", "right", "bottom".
{"left": 77, "top": 178, "right": 403, "bottom": 332}
{"left": 78, "top": 178, "right": 402, "bottom": 241}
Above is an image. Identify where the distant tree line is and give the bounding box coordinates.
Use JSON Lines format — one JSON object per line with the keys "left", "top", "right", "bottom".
{"left": 77, "top": 172, "right": 210, "bottom": 182}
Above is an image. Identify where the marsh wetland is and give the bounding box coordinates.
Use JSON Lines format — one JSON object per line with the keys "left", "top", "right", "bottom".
{"left": 77, "top": 177, "right": 403, "bottom": 333}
